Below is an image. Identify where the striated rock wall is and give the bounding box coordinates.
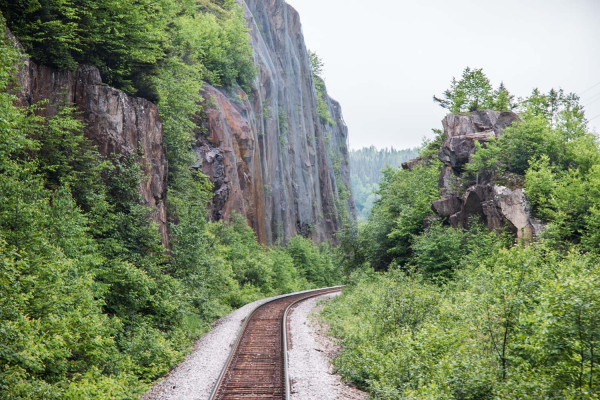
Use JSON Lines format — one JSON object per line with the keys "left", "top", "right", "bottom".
{"left": 8, "top": 0, "right": 355, "bottom": 247}
{"left": 195, "top": 0, "right": 354, "bottom": 244}
{"left": 430, "top": 110, "right": 541, "bottom": 239}
{"left": 12, "top": 33, "right": 169, "bottom": 245}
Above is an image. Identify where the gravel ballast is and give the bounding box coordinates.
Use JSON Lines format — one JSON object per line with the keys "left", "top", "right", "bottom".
{"left": 288, "top": 293, "right": 367, "bottom": 400}
{"left": 142, "top": 289, "right": 357, "bottom": 400}
{"left": 141, "top": 295, "right": 281, "bottom": 400}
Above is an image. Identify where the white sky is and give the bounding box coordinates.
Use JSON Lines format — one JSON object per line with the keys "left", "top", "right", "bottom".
{"left": 286, "top": 0, "right": 600, "bottom": 150}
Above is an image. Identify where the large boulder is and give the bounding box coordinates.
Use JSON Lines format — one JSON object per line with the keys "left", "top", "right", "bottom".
{"left": 434, "top": 185, "right": 539, "bottom": 239}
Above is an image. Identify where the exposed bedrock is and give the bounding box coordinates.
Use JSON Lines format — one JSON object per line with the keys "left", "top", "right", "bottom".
{"left": 195, "top": 0, "right": 354, "bottom": 244}
{"left": 439, "top": 110, "right": 520, "bottom": 170}
{"left": 430, "top": 110, "right": 540, "bottom": 240}
{"left": 12, "top": 32, "right": 169, "bottom": 246}
{"left": 8, "top": 0, "right": 355, "bottom": 247}
{"left": 432, "top": 184, "right": 541, "bottom": 239}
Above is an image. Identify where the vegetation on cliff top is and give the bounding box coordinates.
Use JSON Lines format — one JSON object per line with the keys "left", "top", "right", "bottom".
{"left": 433, "top": 67, "right": 516, "bottom": 113}
{"left": 327, "top": 67, "right": 600, "bottom": 399}
{"left": 0, "top": 0, "right": 255, "bottom": 99}
{"left": 309, "top": 50, "right": 335, "bottom": 125}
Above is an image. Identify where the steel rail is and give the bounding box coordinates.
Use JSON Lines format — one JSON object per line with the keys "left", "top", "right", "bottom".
{"left": 208, "top": 286, "right": 344, "bottom": 400}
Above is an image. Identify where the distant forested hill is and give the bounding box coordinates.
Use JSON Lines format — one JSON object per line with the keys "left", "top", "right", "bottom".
{"left": 350, "top": 146, "right": 420, "bottom": 220}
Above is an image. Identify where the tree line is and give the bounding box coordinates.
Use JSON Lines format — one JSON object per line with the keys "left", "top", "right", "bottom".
{"left": 350, "top": 146, "right": 419, "bottom": 221}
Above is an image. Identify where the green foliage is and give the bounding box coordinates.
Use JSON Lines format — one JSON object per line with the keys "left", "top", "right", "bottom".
{"left": 324, "top": 244, "right": 600, "bottom": 399}
{"left": 327, "top": 71, "right": 600, "bottom": 399}
{"left": 278, "top": 107, "right": 289, "bottom": 146}
{"left": 205, "top": 216, "right": 340, "bottom": 309}
{"left": 314, "top": 75, "right": 335, "bottom": 126}
{"left": 411, "top": 220, "right": 510, "bottom": 282}
{"left": 285, "top": 236, "right": 341, "bottom": 288}
{"left": 457, "top": 87, "right": 600, "bottom": 248}
{"left": 345, "top": 140, "right": 438, "bottom": 271}
{"left": 308, "top": 49, "right": 324, "bottom": 76}
{"left": 494, "top": 82, "right": 516, "bottom": 112}
{"left": 1, "top": 0, "right": 172, "bottom": 95}
{"left": 361, "top": 161, "right": 441, "bottom": 270}
{"left": 434, "top": 67, "right": 516, "bottom": 113}
{"left": 308, "top": 50, "right": 334, "bottom": 125}
{"left": 462, "top": 88, "right": 596, "bottom": 195}
{"left": 168, "top": 5, "right": 255, "bottom": 91}
{"left": 0, "top": 24, "right": 145, "bottom": 396}
{"left": 521, "top": 88, "right": 585, "bottom": 129}
{"left": 0, "top": 21, "right": 337, "bottom": 400}
{"left": 464, "top": 113, "right": 558, "bottom": 178}
{"left": 0, "top": 0, "right": 255, "bottom": 98}
{"left": 523, "top": 155, "right": 557, "bottom": 220}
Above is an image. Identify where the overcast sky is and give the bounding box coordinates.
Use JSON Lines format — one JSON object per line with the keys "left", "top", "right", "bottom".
{"left": 286, "top": 0, "right": 600, "bottom": 150}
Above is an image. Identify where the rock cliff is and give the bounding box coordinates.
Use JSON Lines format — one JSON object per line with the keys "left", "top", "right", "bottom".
{"left": 8, "top": 0, "right": 354, "bottom": 247}
{"left": 11, "top": 31, "right": 169, "bottom": 245}
{"left": 429, "top": 110, "right": 540, "bottom": 239}
{"left": 195, "top": 0, "right": 354, "bottom": 244}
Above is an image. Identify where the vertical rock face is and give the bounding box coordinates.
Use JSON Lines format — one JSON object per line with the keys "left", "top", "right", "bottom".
{"left": 74, "top": 66, "right": 168, "bottom": 245}
{"left": 196, "top": 0, "right": 354, "bottom": 244}
{"left": 430, "top": 110, "right": 541, "bottom": 239}
{"left": 9, "top": 0, "right": 355, "bottom": 247}
{"left": 12, "top": 39, "right": 169, "bottom": 246}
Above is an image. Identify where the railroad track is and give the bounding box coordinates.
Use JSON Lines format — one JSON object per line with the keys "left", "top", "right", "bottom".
{"left": 208, "top": 287, "right": 343, "bottom": 400}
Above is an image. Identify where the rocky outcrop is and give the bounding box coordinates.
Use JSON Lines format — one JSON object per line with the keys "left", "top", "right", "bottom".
{"left": 439, "top": 110, "right": 519, "bottom": 170}
{"left": 432, "top": 184, "right": 541, "bottom": 238}
{"left": 195, "top": 0, "right": 354, "bottom": 244}
{"left": 401, "top": 156, "right": 427, "bottom": 171}
{"left": 11, "top": 31, "right": 169, "bottom": 245}
{"left": 431, "top": 110, "right": 540, "bottom": 240}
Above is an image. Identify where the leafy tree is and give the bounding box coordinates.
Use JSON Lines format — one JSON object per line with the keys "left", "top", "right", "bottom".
{"left": 0, "top": 0, "right": 255, "bottom": 98}
{"left": 520, "top": 88, "right": 585, "bottom": 129}
{"left": 362, "top": 161, "right": 440, "bottom": 269}
{"left": 434, "top": 67, "right": 516, "bottom": 113}
{"left": 494, "top": 82, "right": 516, "bottom": 112}
{"left": 308, "top": 49, "right": 324, "bottom": 76}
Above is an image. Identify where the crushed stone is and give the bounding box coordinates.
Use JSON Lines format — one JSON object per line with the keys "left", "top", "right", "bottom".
{"left": 141, "top": 295, "right": 280, "bottom": 400}
{"left": 288, "top": 293, "right": 368, "bottom": 400}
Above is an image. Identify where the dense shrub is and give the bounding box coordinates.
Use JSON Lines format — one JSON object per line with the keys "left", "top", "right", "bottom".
{"left": 411, "top": 220, "right": 510, "bottom": 281}
{"left": 324, "top": 245, "right": 600, "bottom": 399}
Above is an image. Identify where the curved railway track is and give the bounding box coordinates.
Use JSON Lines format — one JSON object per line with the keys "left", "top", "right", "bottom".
{"left": 209, "top": 287, "right": 343, "bottom": 400}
